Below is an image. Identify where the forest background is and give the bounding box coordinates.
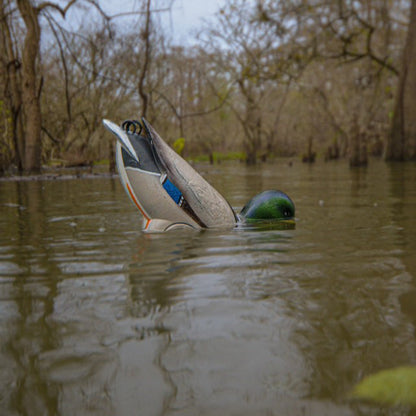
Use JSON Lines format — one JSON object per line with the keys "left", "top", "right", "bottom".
{"left": 1, "top": 0, "right": 416, "bottom": 174}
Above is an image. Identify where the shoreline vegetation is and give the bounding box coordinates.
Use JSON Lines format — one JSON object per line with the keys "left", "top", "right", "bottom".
{"left": 0, "top": 153, "right": 247, "bottom": 181}
{"left": 0, "top": 153, "right": 381, "bottom": 182}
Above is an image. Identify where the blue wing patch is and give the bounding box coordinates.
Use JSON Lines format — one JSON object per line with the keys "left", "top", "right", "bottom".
{"left": 163, "top": 179, "right": 183, "bottom": 205}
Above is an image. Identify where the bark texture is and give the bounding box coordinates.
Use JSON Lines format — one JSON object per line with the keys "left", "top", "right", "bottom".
{"left": 17, "top": 0, "right": 42, "bottom": 172}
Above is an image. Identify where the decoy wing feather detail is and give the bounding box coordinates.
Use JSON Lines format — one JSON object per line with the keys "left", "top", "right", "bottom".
{"left": 142, "top": 118, "right": 236, "bottom": 228}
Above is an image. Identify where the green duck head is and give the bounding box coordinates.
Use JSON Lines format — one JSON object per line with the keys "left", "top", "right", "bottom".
{"left": 239, "top": 190, "right": 295, "bottom": 224}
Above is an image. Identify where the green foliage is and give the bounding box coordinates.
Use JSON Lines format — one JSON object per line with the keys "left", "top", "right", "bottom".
{"left": 173, "top": 138, "right": 185, "bottom": 156}
{"left": 93, "top": 159, "right": 110, "bottom": 166}
{"left": 351, "top": 366, "right": 416, "bottom": 406}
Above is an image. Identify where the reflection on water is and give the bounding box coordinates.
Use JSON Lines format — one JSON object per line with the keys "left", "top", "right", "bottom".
{"left": 1, "top": 160, "right": 416, "bottom": 415}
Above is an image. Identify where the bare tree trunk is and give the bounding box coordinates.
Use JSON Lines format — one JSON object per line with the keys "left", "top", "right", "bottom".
{"left": 138, "top": 0, "right": 151, "bottom": 119}
{"left": 1, "top": 1, "right": 24, "bottom": 171}
{"left": 385, "top": 0, "right": 416, "bottom": 161}
{"left": 235, "top": 81, "right": 263, "bottom": 165}
{"left": 17, "top": 0, "right": 42, "bottom": 173}
{"left": 108, "top": 140, "right": 115, "bottom": 173}
{"left": 350, "top": 132, "right": 368, "bottom": 167}
{"left": 243, "top": 114, "right": 258, "bottom": 165}
{"left": 349, "top": 116, "right": 368, "bottom": 167}
{"left": 302, "top": 136, "right": 316, "bottom": 163}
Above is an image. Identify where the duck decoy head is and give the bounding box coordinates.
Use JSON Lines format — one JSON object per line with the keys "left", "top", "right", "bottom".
{"left": 239, "top": 190, "right": 295, "bottom": 228}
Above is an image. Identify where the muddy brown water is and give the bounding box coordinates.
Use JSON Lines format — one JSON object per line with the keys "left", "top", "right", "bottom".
{"left": 1, "top": 160, "right": 416, "bottom": 416}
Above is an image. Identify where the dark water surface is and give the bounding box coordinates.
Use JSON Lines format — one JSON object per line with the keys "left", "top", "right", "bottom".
{"left": 1, "top": 160, "right": 416, "bottom": 416}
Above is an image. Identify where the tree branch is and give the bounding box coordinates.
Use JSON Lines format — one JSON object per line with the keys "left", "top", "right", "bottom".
{"left": 37, "top": 0, "right": 78, "bottom": 17}
{"left": 41, "top": 125, "right": 61, "bottom": 144}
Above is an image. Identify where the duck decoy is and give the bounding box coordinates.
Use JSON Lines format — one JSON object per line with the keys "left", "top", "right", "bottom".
{"left": 103, "top": 117, "right": 295, "bottom": 232}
